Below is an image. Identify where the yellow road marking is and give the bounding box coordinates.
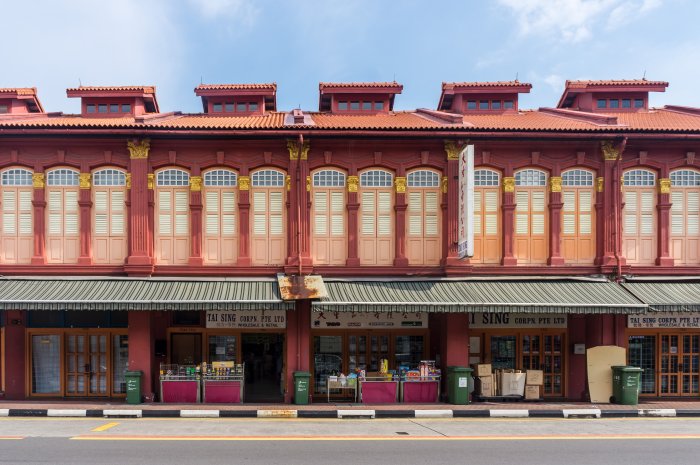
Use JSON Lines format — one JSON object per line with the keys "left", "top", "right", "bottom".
{"left": 72, "top": 434, "right": 700, "bottom": 441}
{"left": 91, "top": 422, "right": 119, "bottom": 432}
{"left": 0, "top": 436, "right": 24, "bottom": 440}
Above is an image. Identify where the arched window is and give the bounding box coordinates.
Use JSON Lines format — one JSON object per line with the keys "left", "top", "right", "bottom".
{"left": 514, "top": 169, "right": 547, "bottom": 264}
{"left": 312, "top": 169, "right": 346, "bottom": 265}
{"left": 670, "top": 169, "right": 700, "bottom": 264}
{"left": 406, "top": 170, "right": 441, "bottom": 265}
{"left": 203, "top": 169, "right": 238, "bottom": 265}
{"left": 92, "top": 169, "right": 127, "bottom": 264}
{"left": 1, "top": 168, "right": 33, "bottom": 263}
{"left": 155, "top": 168, "right": 190, "bottom": 265}
{"left": 46, "top": 168, "right": 80, "bottom": 264}
{"left": 561, "top": 169, "right": 595, "bottom": 264}
{"left": 251, "top": 169, "right": 286, "bottom": 265}
{"left": 473, "top": 169, "right": 501, "bottom": 264}
{"left": 359, "top": 169, "right": 394, "bottom": 265}
{"left": 622, "top": 169, "right": 656, "bottom": 265}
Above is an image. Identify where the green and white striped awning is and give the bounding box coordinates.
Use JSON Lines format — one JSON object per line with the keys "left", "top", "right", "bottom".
{"left": 622, "top": 282, "right": 700, "bottom": 312}
{"left": 313, "top": 280, "right": 647, "bottom": 314}
{"left": 0, "top": 278, "right": 293, "bottom": 311}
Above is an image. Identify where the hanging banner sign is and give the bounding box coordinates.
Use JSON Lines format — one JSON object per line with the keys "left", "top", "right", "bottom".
{"left": 206, "top": 310, "right": 286, "bottom": 329}
{"left": 457, "top": 144, "right": 475, "bottom": 259}
{"left": 469, "top": 313, "right": 567, "bottom": 329}
{"left": 311, "top": 311, "right": 428, "bottom": 329}
{"left": 628, "top": 313, "right": 700, "bottom": 329}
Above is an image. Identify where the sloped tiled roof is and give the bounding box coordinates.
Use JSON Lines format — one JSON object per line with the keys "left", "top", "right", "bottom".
{"left": 443, "top": 81, "right": 531, "bottom": 88}
{"left": 195, "top": 83, "right": 276, "bottom": 91}
{"left": 319, "top": 82, "right": 402, "bottom": 90}
{"left": 66, "top": 85, "right": 156, "bottom": 93}
{"left": 0, "top": 87, "right": 38, "bottom": 95}
{"left": 565, "top": 79, "right": 668, "bottom": 88}
{"left": 148, "top": 113, "right": 288, "bottom": 129}
{"left": 309, "top": 112, "right": 444, "bottom": 130}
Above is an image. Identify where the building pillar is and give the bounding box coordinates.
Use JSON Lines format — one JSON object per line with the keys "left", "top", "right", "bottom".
{"left": 78, "top": 173, "right": 92, "bottom": 265}
{"left": 237, "top": 172, "right": 251, "bottom": 266}
{"left": 128, "top": 311, "right": 155, "bottom": 401}
{"left": 3, "top": 310, "right": 26, "bottom": 399}
{"left": 125, "top": 140, "right": 154, "bottom": 275}
{"left": 501, "top": 174, "right": 517, "bottom": 266}
{"left": 188, "top": 174, "right": 204, "bottom": 266}
{"left": 346, "top": 173, "right": 360, "bottom": 266}
{"left": 285, "top": 140, "right": 313, "bottom": 273}
{"left": 656, "top": 176, "right": 674, "bottom": 266}
{"left": 596, "top": 141, "right": 624, "bottom": 267}
{"left": 30, "top": 173, "right": 46, "bottom": 265}
{"left": 568, "top": 314, "right": 588, "bottom": 401}
{"left": 393, "top": 176, "right": 409, "bottom": 267}
{"left": 548, "top": 176, "right": 565, "bottom": 265}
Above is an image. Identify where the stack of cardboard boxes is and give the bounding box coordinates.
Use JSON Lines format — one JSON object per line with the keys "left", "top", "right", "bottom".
{"left": 475, "top": 364, "right": 494, "bottom": 396}
{"left": 474, "top": 364, "right": 544, "bottom": 400}
{"left": 524, "top": 369, "right": 543, "bottom": 400}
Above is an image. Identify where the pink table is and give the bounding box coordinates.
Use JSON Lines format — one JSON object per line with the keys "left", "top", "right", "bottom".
{"left": 401, "top": 380, "right": 439, "bottom": 403}
{"left": 160, "top": 380, "right": 199, "bottom": 403}
{"left": 360, "top": 380, "right": 399, "bottom": 403}
{"left": 202, "top": 380, "right": 243, "bottom": 403}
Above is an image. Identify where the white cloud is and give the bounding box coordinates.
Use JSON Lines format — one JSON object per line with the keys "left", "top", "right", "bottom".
{"left": 497, "top": 0, "right": 662, "bottom": 43}
{"left": 543, "top": 74, "right": 565, "bottom": 91}
{"left": 188, "top": 0, "right": 258, "bottom": 26}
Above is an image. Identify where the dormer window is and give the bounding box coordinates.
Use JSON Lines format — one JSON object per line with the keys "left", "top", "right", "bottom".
{"left": 0, "top": 105, "right": 8, "bottom": 114}
{"left": 557, "top": 80, "right": 666, "bottom": 112}
{"left": 462, "top": 98, "right": 518, "bottom": 113}
{"left": 195, "top": 84, "right": 276, "bottom": 115}
{"left": 67, "top": 86, "right": 159, "bottom": 117}
{"left": 319, "top": 82, "right": 402, "bottom": 113}
{"left": 86, "top": 103, "right": 133, "bottom": 115}
{"left": 439, "top": 81, "right": 530, "bottom": 114}
{"left": 209, "top": 100, "right": 262, "bottom": 114}
{"left": 634, "top": 99, "right": 644, "bottom": 108}
{"left": 504, "top": 100, "right": 514, "bottom": 109}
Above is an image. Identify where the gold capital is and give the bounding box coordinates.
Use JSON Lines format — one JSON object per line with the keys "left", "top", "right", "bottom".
{"left": 444, "top": 140, "right": 466, "bottom": 160}
{"left": 32, "top": 173, "right": 45, "bottom": 189}
{"left": 128, "top": 139, "right": 150, "bottom": 159}
{"left": 126, "top": 173, "right": 132, "bottom": 189}
{"left": 286, "top": 175, "right": 291, "bottom": 191}
{"left": 306, "top": 175, "right": 311, "bottom": 192}
{"left": 441, "top": 176, "right": 448, "bottom": 194}
{"left": 659, "top": 178, "right": 671, "bottom": 194}
{"left": 596, "top": 176, "right": 604, "bottom": 193}
{"left": 190, "top": 175, "right": 202, "bottom": 192}
{"left": 395, "top": 176, "right": 406, "bottom": 194}
{"left": 147, "top": 173, "right": 154, "bottom": 190}
{"left": 287, "top": 139, "right": 310, "bottom": 160}
{"left": 238, "top": 175, "right": 250, "bottom": 191}
{"left": 601, "top": 141, "right": 620, "bottom": 161}
{"left": 79, "top": 173, "right": 91, "bottom": 189}
{"left": 503, "top": 176, "right": 515, "bottom": 193}
{"left": 347, "top": 175, "right": 359, "bottom": 193}
{"left": 549, "top": 176, "right": 562, "bottom": 193}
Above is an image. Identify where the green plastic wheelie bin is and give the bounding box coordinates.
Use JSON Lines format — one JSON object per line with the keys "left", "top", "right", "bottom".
{"left": 611, "top": 366, "right": 643, "bottom": 405}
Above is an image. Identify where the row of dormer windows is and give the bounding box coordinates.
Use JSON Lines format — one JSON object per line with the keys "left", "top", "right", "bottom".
{"left": 337, "top": 101, "right": 384, "bottom": 111}
{"left": 465, "top": 100, "right": 515, "bottom": 111}
{"left": 596, "top": 98, "right": 644, "bottom": 109}
{"left": 211, "top": 102, "right": 259, "bottom": 113}
{"left": 86, "top": 103, "right": 132, "bottom": 114}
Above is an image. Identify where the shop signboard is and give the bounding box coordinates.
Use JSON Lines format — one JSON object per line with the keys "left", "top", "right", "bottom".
{"left": 206, "top": 310, "right": 286, "bottom": 329}
{"left": 628, "top": 313, "right": 700, "bottom": 329}
{"left": 469, "top": 312, "right": 567, "bottom": 329}
{"left": 311, "top": 311, "right": 428, "bottom": 329}
{"left": 457, "top": 144, "right": 475, "bottom": 259}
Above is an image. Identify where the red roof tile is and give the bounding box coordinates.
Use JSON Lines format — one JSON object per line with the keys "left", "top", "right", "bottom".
{"left": 0, "top": 87, "right": 38, "bottom": 96}
{"left": 309, "top": 112, "right": 442, "bottom": 129}
{"left": 148, "top": 113, "right": 287, "bottom": 129}
{"left": 66, "top": 85, "right": 156, "bottom": 93}
{"left": 443, "top": 81, "right": 532, "bottom": 89}
{"left": 319, "top": 82, "right": 402, "bottom": 90}
{"left": 195, "top": 83, "right": 276, "bottom": 91}
{"left": 565, "top": 79, "right": 668, "bottom": 88}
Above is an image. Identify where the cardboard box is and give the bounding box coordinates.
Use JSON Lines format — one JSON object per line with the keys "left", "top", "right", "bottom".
{"left": 525, "top": 385, "right": 540, "bottom": 400}
{"left": 476, "top": 364, "right": 492, "bottom": 377}
{"left": 477, "top": 375, "right": 494, "bottom": 397}
{"left": 500, "top": 372, "right": 527, "bottom": 396}
{"left": 526, "top": 370, "right": 544, "bottom": 385}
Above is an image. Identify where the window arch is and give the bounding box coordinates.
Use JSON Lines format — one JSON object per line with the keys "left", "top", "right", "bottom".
{"left": 1, "top": 168, "right": 33, "bottom": 263}
{"left": 406, "top": 169, "right": 441, "bottom": 265}
{"left": 359, "top": 169, "right": 393, "bottom": 265}
{"left": 312, "top": 169, "right": 346, "bottom": 265}
{"left": 622, "top": 168, "right": 656, "bottom": 264}
{"left": 203, "top": 169, "right": 238, "bottom": 265}
{"left": 670, "top": 169, "right": 700, "bottom": 265}
{"left": 561, "top": 169, "right": 595, "bottom": 264}
{"left": 45, "top": 168, "right": 79, "bottom": 263}
{"left": 92, "top": 168, "right": 127, "bottom": 264}
{"left": 514, "top": 168, "right": 547, "bottom": 264}
{"left": 473, "top": 169, "right": 501, "bottom": 264}
{"left": 251, "top": 169, "right": 286, "bottom": 265}
{"left": 155, "top": 168, "right": 190, "bottom": 265}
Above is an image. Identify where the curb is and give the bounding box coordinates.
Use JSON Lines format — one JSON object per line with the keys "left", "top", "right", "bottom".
{"left": 1, "top": 408, "right": 698, "bottom": 419}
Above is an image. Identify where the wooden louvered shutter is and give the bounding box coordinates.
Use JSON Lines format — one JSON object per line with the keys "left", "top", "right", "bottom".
{"left": 531, "top": 190, "right": 545, "bottom": 235}
{"left": 640, "top": 191, "right": 654, "bottom": 236}
{"left": 361, "top": 191, "right": 375, "bottom": 235}
{"left": 425, "top": 191, "right": 438, "bottom": 236}
{"left": 377, "top": 191, "right": 391, "bottom": 236}
{"left": 48, "top": 190, "right": 62, "bottom": 235}
{"left": 624, "top": 191, "right": 637, "bottom": 235}
{"left": 253, "top": 191, "right": 267, "bottom": 235}
{"left": 94, "top": 190, "right": 109, "bottom": 235}
{"left": 158, "top": 190, "right": 172, "bottom": 235}
{"left": 562, "top": 191, "right": 576, "bottom": 235}
{"left": 222, "top": 191, "right": 236, "bottom": 236}
{"left": 269, "top": 191, "right": 283, "bottom": 235}
{"left": 579, "top": 190, "right": 592, "bottom": 235}
{"left": 484, "top": 191, "right": 498, "bottom": 235}
{"left": 687, "top": 191, "right": 699, "bottom": 235}
{"left": 111, "top": 190, "right": 124, "bottom": 235}
{"left": 19, "top": 190, "right": 32, "bottom": 236}
{"left": 473, "top": 190, "right": 482, "bottom": 236}
{"left": 174, "top": 190, "right": 189, "bottom": 235}
{"left": 314, "top": 191, "right": 328, "bottom": 236}
{"left": 408, "top": 191, "right": 422, "bottom": 236}
{"left": 205, "top": 190, "right": 219, "bottom": 235}
{"left": 2, "top": 191, "right": 16, "bottom": 235}
{"left": 330, "top": 191, "right": 344, "bottom": 236}
{"left": 515, "top": 191, "right": 529, "bottom": 235}
{"left": 64, "top": 190, "right": 78, "bottom": 235}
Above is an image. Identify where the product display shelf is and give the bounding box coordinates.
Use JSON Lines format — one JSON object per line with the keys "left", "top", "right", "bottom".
{"left": 159, "top": 364, "right": 200, "bottom": 403}
{"left": 202, "top": 362, "right": 245, "bottom": 403}
{"left": 358, "top": 375, "right": 399, "bottom": 403}
{"left": 326, "top": 376, "right": 357, "bottom": 403}
{"left": 400, "top": 375, "right": 441, "bottom": 403}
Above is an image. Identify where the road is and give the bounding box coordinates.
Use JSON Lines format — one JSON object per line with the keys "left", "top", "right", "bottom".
{"left": 0, "top": 417, "right": 698, "bottom": 464}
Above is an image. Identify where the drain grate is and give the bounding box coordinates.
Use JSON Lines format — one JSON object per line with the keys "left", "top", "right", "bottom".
{"left": 396, "top": 432, "right": 409, "bottom": 435}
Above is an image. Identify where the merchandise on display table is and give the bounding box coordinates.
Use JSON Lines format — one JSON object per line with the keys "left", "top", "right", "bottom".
{"left": 399, "top": 360, "right": 441, "bottom": 403}
{"left": 202, "top": 361, "right": 245, "bottom": 403}
{"left": 160, "top": 364, "right": 200, "bottom": 403}
{"left": 326, "top": 373, "right": 357, "bottom": 402}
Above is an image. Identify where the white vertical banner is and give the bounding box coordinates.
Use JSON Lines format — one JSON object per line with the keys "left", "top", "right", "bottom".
{"left": 458, "top": 144, "right": 475, "bottom": 258}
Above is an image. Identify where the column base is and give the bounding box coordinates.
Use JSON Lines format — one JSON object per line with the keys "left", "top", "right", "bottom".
{"left": 346, "top": 257, "right": 360, "bottom": 267}
{"left": 30, "top": 256, "right": 45, "bottom": 265}
{"left": 393, "top": 257, "right": 409, "bottom": 267}
{"left": 124, "top": 263, "right": 155, "bottom": 276}
{"left": 501, "top": 256, "right": 517, "bottom": 266}
{"left": 595, "top": 254, "right": 623, "bottom": 267}
{"left": 188, "top": 257, "right": 204, "bottom": 266}
{"left": 656, "top": 256, "right": 674, "bottom": 267}
{"left": 78, "top": 256, "right": 92, "bottom": 266}
{"left": 236, "top": 257, "right": 251, "bottom": 266}
{"left": 547, "top": 256, "right": 565, "bottom": 266}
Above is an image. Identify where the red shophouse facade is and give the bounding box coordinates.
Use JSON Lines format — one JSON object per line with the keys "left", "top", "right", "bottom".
{"left": 0, "top": 80, "right": 699, "bottom": 402}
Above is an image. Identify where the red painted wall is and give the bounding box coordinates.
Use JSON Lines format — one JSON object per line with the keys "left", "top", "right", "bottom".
{"left": 2, "top": 311, "right": 25, "bottom": 399}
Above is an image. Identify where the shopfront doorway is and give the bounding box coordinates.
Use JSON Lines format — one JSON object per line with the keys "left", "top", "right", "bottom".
{"left": 629, "top": 333, "right": 699, "bottom": 396}
{"left": 65, "top": 332, "right": 109, "bottom": 396}
{"left": 242, "top": 333, "right": 284, "bottom": 402}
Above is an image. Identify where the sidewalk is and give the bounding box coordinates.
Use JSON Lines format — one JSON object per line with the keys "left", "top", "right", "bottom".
{"left": 2, "top": 398, "right": 699, "bottom": 418}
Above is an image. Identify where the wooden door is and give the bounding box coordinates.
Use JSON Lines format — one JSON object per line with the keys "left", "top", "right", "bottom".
{"left": 660, "top": 334, "right": 699, "bottom": 396}
{"left": 670, "top": 170, "right": 700, "bottom": 265}
{"left": 622, "top": 170, "right": 656, "bottom": 265}
{"left": 514, "top": 170, "right": 547, "bottom": 264}
{"left": 66, "top": 333, "right": 108, "bottom": 396}
{"left": 561, "top": 169, "right": 595, "bottom": 264}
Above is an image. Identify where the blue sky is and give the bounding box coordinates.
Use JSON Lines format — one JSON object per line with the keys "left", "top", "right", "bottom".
{"left": 3, "top": 0, "right": 699, "bottom": 114}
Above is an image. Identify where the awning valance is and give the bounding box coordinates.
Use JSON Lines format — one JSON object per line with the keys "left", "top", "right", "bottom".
{"left": 0, "top": 278, "right": 293, "bottom": 311}
{"left": 313, "top": 280, "right": 646, "bottom": 314}
{"left": 622, "top": 282, "right": 700, "bottom": 312}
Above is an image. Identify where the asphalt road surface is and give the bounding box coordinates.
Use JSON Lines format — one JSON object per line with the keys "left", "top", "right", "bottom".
{"left": 1, "top": 417, "right": 698, "bottom": 465}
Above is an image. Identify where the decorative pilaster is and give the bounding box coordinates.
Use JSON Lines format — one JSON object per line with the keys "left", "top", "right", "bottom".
{"left": 656, "top": 177, "right": 673, "bottom": 266}
{"left": 595, "top": 176, "right": 605, "bottom": 261}
{"left": 394, "top": 176, "right": 408, "bottom": 267}
{"left": 188, "top": 175, "right": 203, "bottom": 266}
{"left": 125, "top": 139, "right": 154, "bottom": 274}
{"left": 346, "top": 174, "right": 360, "bottom": 266}
{"left": 31, "top": 173, "right": 46, "bottom": 264}
{"left": 237, "top": 175, "right": 251, "bottom": 266}
{"left": 548, "top": 176, "right": 564, "bottom": 265}
{"left": 78, "top": 173, "right": 92, "bottom": 265}
{"left": 285, "top": 139, "right": 312, "bottom": 272}
{"left": 596, "top": 140, "right": 623, "bottom": 267}
{"left": 501, "top": 176, "right": 517, "bottom": 266}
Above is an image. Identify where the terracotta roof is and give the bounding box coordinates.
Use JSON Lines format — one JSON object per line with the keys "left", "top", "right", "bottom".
{"left": 319, "top": 82, "right": 402, "bottom": 90}
{"left": 148, "top": 113, "right": 287, "bottom": 129}
{"left": 0, "top": 88, "right": 38, "bottom": 96}
{"left": 442, "top": 81, "right": 531, "bottom": 89}
{"left": 309, "top": 112, "right": 443, "bottom": 129}
{"left": 565, "top": 79, "right": 668, "bottom": 88}
{"left": 195, "top": 83, "right": 276, "bottom": 91}
{"left": 66, "top": 85, "right": 156, "bottom": 93}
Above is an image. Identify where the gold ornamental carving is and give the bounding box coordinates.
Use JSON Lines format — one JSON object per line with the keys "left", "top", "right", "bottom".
{"left": 126, "top": 173, "right": 132, "bottom": 189}
{"left": 147, "top": 173, "right": 155, "bottom": 190}
{"left": 306, "top": 175, "right": 311, "bottom": 192}
{"left": 658, "top": 178, "right": 671, "bottom": 194}
{"left": 190, "top": 175, "right": 202, "bottom": 192}
{"left": 441, "top": 176, "right": 448, "bottom": 194}
{"left": 601, "top": 141, "right": 620, "bottom": 161}
{"left": 596, "top": 176, "right": 604, "bottom": 193}
{"left": 502, "top": 176, "right": 515, "bottom": 193}
{"left": 286, "top": 175, "right": 291, "bottom": 191}
{"left": 287, "top": 139, "right": 310, "bottom": 160}
{"left": 238, "top": 175, "right": 250, "bottom": 191}
{"left": 395, "top": 176, "right": 406, "bottom": 194}
{"left": 127, "top": 139, "right": 151, "bottom": 159}
{"left": 444, "top": 140, "right": 466, "bottom": 160}
{"left": 549, "top": 176, "right": 562, "bottom": 193}
{"left": 347, "top": 175, "right": 359, "bottom": 193}
{"left": 32, "top": 173, "right": 45, "bottom": 189}
{"left": 79, "top": 173, "right": 91, "bottom": 189}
